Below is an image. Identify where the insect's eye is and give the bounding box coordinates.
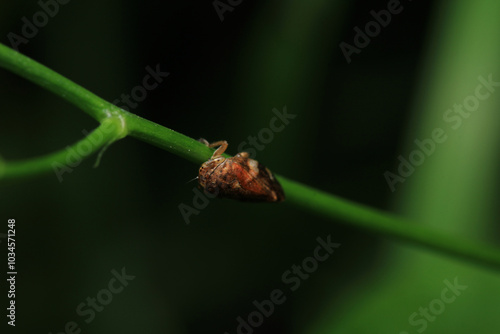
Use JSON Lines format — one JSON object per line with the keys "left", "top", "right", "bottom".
{"left": 213, "top": 157, "right": 225, "bottom": 163}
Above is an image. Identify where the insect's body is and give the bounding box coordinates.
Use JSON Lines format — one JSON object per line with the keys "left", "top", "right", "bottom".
{"left": 198, "top": 140, "right": 285, "bottom": 202}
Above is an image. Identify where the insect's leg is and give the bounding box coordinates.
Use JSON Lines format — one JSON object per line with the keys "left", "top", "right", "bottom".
{"left": 209, "top": 141, "right": 228, "bottom": 158}
{"left": 198, "top": 139, "right": 228, "bottom": 158}
{"left": 198, "top": 138, "right": 210, "bottom": 146}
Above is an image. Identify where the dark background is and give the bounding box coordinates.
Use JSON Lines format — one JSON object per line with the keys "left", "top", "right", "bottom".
{"left": 1, "top": 0, "right": 499, "bottom": 333}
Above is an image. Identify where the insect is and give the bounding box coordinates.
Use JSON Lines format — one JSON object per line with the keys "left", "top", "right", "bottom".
{"left": 198, "top": 139, "right": 285, "bottom": 202}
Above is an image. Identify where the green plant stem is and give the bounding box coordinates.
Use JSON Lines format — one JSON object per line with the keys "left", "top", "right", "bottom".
{"left": 1, "top": 43, "right": 500, "bottom": 271}
{"left": 124, "top": 113, "right": 216, "bottom": 164}
{"left": 0, "top": 43, "right": 114, "bottom": 122}
{"left": 0, "top": 118, "right": 126, "bottom": 181}
{"left": 283, "top": 176, "right": 500, "bottom": 271}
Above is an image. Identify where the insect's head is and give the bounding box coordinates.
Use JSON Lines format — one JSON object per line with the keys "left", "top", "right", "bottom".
{"left": 199, "top": 156, "right": 226, "bottom": 180}
{"left": 202, "top": 156, "right": 225, "bottom": 168}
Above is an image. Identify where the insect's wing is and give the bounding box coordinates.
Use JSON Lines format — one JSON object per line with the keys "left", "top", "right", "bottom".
{"left": 232, "top": 157, "right": 285, "bottom": 202}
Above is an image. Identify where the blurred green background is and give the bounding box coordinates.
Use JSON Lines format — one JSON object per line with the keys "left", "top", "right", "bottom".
{"left": 1, "top": 0, "right": 499, "bottom": 333}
